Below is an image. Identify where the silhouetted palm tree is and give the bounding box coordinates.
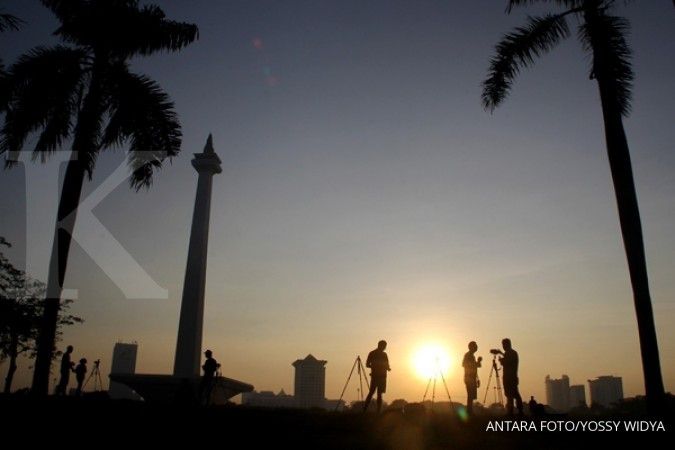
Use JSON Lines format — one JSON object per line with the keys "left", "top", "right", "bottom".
{"left": 0, "top": 0, "right": 198, "bottom": 395}
{"left": 0, "top": 7, "right": 22, "bottom": 102}
{"left": 482, "top": 0, "right": 664, "bottom": 413}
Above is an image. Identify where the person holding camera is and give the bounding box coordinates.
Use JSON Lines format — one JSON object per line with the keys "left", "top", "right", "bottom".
{"left": 462, "top": 341, "right": 482, "bottom": 416}
{"left": 498, "top": 338, "right": 523, "bottom": 416}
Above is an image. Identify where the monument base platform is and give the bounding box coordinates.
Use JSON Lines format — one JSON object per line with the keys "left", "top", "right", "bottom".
{"left": 109, "top": 373, "right": 254, "bottom": 404}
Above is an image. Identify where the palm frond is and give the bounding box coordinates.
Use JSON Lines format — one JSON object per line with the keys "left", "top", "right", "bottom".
{"left": 102, "top": 66, "right": 181, "bottom": 190}
{"left": 50, "top": 1, "right": 198, "bottom": 58}
{"left": 482, "top": 14, "right": 570, "bottom": 111}
{"left": 116, "top": 4, "right": 199, "bottom": 57}
{"left": 40, "top": 0, "right": 85, "bottom": 20}
{"left": 70, "top": 76, "right": 110, "bottom": 177}
{"left": 579, "top": 9, "right": 633, "bottom": 116}
{"left": 0, "top": 46, "right": 86, "bottom": 168}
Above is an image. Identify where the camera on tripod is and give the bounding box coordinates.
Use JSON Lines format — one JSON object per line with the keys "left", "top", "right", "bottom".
{"left": 484, "top": 350, "right": 505, "bottom": 406}
{"left": 84, "top": 358, "right": 103, "bottom": 392}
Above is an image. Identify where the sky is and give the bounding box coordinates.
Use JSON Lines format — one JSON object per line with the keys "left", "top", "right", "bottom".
{"left": 0, "top": 0, "right": 673, "bottom": 405}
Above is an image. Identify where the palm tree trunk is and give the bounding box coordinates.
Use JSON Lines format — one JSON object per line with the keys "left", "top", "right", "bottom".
{"left": 595, "top": 76, "right": 665, "bottom": 415}
{"left": 3, "top": 334, "right": 19, "bottom": 394}
{"left": 31, "top": 153, "right": 86, "bottom": 395}
{"left": 31, "top": 59, "right": 105, "bottom": 395}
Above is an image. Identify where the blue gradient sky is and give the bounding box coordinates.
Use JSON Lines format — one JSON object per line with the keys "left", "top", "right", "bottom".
{"left": 0, "top": 1, "right": 673, "bottom": 404}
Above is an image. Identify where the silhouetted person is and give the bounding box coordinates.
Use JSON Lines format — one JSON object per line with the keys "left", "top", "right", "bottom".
{"left": 528, "top": 395, "right": 545, "bottom": 416}
{"left": 529, "top": 395, "right": 538, "bottom": 416}
{"left": 363, "top": 340, "right": 390, "bottom": 413}
{"left": 74, "top": 358, "right": 87, "bottom": 396}
{"left": 499, "top": 338, "right": 523, "bottom": 416}
{"left": 199, "top": 349, "right": 220, "bottom": 405}
{"left": 55, "top": 345, "right": 74, "bottom": 396}
{"left": 462, "top": 341, "right": 482, "bottom": 415}
{"left": 529, "top": 395, "right": 537, "bottom": 412}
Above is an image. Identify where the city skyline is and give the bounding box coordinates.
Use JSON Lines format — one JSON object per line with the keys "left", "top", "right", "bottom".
{"left": 0, "top": 0, "right": 673, "bottom": 405}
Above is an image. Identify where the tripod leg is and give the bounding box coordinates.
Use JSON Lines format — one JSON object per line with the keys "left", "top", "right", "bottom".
{"left": 423, "top": 377, "right": 432, "bottom": 402}
{"left": 358, "top": 358, "right": 370, "bottom": 391}
{"left": 357, "top": 362, "right": 364, "bottom": 402}
{"left": 83, "top": 368, "right": 95, "bottom": 390}
{"left": 335, "top": 357, "right": 359, "bottom": 411}
{"left": 494, "top": 368, "right": 503, "bottom": 405}
{"left": 438, "top": 370, "right": 453, "bottom": 405}
{"left": 483, "top": 365, "right": 494, "bottom": 405}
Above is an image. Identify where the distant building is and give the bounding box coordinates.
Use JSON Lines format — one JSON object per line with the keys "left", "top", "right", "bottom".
{"left": 569, "top": 385, "right": 587, "bottom": 408}
{"left": 545, "top": 375, "right": 588, "bottom": 412}
{"left": 109, "top": 342, "right": 141, "bottom": 400}
{"left": 588, "top": 376, "right": 623, "bottom": 408}
{"left": 242, "top": 354, "right": 345, "bottom": 410}
{"left": 293, "top": 354, "right": 327, "bottom": 408}
{"left": 242, "top": 389, "right": 296, "bottom": 408}
{"left": 545, "top": 375, "right": 570, "bottom": 412}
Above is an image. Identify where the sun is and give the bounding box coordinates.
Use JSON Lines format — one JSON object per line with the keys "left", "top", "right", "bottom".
{"left": 412, "top": 343, "right": 453, "bottom": 380}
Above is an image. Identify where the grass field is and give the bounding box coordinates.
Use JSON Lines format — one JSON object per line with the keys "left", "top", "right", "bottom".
{"left": 1, "top": 395, "right": 671, "bottom": 449}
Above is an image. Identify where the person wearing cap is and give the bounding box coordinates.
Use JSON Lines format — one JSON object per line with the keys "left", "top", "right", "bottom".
{"left": 199, "top": 349, "right": 220, "bottom": 405}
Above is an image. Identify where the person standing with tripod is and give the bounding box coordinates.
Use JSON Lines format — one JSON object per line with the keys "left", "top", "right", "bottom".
{"left": 363, "top": 340, "right": 390, "bottom": 413}
{"left": 74, "top": 358, "right": 87, "bottom": 396}
{"left": 498, "top": 338, "right": 523, "bottom": 416}
{"left": 462, "top": 341, "right": 482, "bottom": 416}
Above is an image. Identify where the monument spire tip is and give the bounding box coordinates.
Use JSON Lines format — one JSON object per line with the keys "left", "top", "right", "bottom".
{"left": 204, "top": 134, "right": 214, "bottom": 154}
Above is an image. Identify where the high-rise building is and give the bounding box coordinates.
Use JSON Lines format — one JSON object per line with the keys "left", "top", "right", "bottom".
{"left": 545, "top": 374, "right": 570, "bottom": 412}
{"left": 292, "top": 354, "right": 327, "bottom": 408}
{"left": 569, "top": 384, "right": 587, "bottom": 408}
{"left": 588, "top": 376, "right": 623, "bottom": 408}
{"left": 109, "top": 342, "right": 141, "bottom": 400}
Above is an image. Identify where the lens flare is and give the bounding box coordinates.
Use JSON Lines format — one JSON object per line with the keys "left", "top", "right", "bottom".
{"left": 412, "top": 343, "right": 452, "bottom": 380}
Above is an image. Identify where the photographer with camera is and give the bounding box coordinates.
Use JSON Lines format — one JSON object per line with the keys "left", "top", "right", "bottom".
{"left": 494, "top": 338, "right": 523, "bottom": 416}
{"left": 462, "top": 341, "right": 482, "bottom": 416}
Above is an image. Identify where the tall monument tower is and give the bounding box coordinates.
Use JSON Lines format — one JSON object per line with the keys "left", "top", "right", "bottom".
{"left": 110, "top": 136, "right": 252, "bottom": 401}
{"left": 173, "top": 134, "right": 222, "bottom": 377}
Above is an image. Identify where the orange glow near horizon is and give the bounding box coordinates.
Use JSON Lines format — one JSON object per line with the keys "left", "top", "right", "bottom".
{"left": 411, "top": 343, "right": 454, "bottom": 381}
